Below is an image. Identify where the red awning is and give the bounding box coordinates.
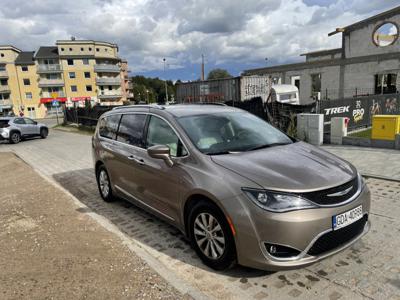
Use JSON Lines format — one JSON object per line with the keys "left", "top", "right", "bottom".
{"left": 40, "top": 97, "right": 67, "bottom": 104}
{"left": 71, "top": 97, "right": 91, "bottom": 102}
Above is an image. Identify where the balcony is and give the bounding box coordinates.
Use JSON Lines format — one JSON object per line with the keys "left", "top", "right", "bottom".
{"left": 98, "top": 92, "right": 122, "bottom": 99}
{"left": 41, "top": 91, "right": 66, "bottom": 98}
{"left": 0, "top": 70, "right": 8, "bottom": 78}
{"left": 38, "top": 79, "right": 65, "bottom": 87}
{"left": 37, "top": 64, "right": 63, "bottom": 73}
{"left": 0, "top": 99, "right": 12, "bottom": 107}
{"left": 0, "top": 85, "right": 10, "bottom": 93}
{"left": 94, "top": 64, "right": 120, "bottom": 73}
{"left": 96, "top": 77, "right": 121, "bottom": 86}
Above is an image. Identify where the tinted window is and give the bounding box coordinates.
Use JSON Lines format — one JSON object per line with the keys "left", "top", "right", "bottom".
{"left": 99, "top": 114, "right": 121, "bottom": 140}
{"left": 0, "top": 120, "right": 10, "bottom": 128}
{"left": 146, "top": 116, "right": 187, "bottom": 157}
{"left": 116, "top": 114, "right": 147, "bottom": 147}
{"left": 13, "top": 118, "right": 25, "bottom": 125}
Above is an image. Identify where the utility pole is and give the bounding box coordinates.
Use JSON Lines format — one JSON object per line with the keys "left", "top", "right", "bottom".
{"left": 201, "top": 54, "right": 205, "bottom": 81}
{"left": 163, "top": 58, "right": 168, "bottom": 103}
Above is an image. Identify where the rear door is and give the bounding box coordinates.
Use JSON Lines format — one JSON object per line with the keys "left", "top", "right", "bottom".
{"left": 23, "top": 118, "right": 39, "bottom": 135}
{"left": 12, "top": 118, "right": 30, "bottom": 135}
{"left": 111, "top": 113, "right": 148, "bottom": 201}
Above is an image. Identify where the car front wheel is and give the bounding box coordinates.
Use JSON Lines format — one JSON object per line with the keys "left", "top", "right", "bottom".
{"left": 40, "top": 128, "right": 48, "bottom": 139}
{"left": 189, "top": 201, "right": 237, "bottom": 270}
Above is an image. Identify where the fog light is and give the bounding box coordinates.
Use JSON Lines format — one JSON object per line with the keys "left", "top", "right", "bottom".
{"left": 265, "top": 243, "right": 301, "bottom": 258}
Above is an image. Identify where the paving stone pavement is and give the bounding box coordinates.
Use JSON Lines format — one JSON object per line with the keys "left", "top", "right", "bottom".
{"left": 1, "top": 131, "right": 400, "bottom": 299}
{"left": 322, "top": 145, "right": 400, "bottom": 180}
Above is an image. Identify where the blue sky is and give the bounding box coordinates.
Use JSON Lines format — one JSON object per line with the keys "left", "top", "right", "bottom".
{"left": 0, "top": 0, "right": 398, "bottom": 81}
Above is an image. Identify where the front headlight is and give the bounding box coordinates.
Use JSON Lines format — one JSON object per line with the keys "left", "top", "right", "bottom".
{"left": 242, "top": 188, "right": 317, "bottom": 213}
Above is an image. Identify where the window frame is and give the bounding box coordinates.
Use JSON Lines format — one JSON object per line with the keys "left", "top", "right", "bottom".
{"left": 70, "top": 85, "right": 78, "bottom": 92}
{"left": 115, "top": 113, "right": 148, "bottom": 148}
{"left": 69, "top": 72, "right": 76, "bottom": 79}
{"left": 98, "top": 114, "right": 122, "bottom": 140}
{"left": 144, "top": 114, "right": 189, "bottom": 158}
{"left": 23, "top": 78, "right": 30, "bottom": 86}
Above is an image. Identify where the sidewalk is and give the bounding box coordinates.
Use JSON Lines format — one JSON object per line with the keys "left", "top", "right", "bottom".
{"left": 0, "top": 153, "right": 184, "bottom": 300}
{"left": 322, "top": 145, "right": 400, "bottom": 180}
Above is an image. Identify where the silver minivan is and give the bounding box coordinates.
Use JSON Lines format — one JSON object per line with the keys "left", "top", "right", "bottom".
{"left": 92, "top": 104, "right": 370, "bottom": 271}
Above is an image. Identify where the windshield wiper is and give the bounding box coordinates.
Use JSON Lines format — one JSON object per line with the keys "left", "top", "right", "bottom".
{"left": 247, "top": 142, "right": 291, "bottom": 151}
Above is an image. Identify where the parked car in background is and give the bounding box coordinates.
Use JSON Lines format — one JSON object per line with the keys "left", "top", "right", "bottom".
{"left": 0, "top": 117, "right": 48, "bottom": 144}
{"left": 92, "top": 104, "right": 371, "bottom": 271}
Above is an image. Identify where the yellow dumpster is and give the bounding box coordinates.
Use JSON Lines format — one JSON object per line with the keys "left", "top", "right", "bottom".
{"left": 371, "top": 115, "right": 400, "bottom": 141}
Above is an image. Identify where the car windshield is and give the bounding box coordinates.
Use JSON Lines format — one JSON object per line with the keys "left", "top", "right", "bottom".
{"left": 177, "top": 111, "right": 293, "bottom": 155}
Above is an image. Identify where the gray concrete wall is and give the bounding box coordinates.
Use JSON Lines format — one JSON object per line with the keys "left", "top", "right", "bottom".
{"left": 345, "top": 15, "right": 400, "bottom": 58}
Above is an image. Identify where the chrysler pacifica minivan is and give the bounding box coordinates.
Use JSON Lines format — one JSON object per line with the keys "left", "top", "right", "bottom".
{"left": 92, "top": 104, "right": 370, "bottom": 271}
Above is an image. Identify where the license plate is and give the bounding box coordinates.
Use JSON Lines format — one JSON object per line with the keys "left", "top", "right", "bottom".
{"left": 332, "top": 205, "right": 363, "bottom": 230}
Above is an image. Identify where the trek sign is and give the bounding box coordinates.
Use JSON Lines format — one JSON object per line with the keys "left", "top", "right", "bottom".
{"left": 324, "top": 106, "right": 350, "bottom": 115}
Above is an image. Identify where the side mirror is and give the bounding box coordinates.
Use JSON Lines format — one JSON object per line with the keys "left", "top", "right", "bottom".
{"left": 147, "top": 145, "right": 174, "bottom": 167}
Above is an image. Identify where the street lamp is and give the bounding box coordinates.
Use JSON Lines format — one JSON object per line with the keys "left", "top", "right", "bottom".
{"left": 163, "top": 58, "right": 169, "bottom": 103}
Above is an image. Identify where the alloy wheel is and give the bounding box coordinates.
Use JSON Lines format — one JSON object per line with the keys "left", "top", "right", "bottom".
{"left": 194, "top": 212, "right": 226, "bottom": 260}
{"left": 99, "top": 170, "right": 110, "bottom": 198}
{"left": 11, "top": 133, "right": 20, "bottom": 143}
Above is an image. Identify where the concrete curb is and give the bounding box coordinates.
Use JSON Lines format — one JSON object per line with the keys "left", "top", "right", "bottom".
{"left": 362, "top": 173, "right": 400, "bottom": 183}
{"left": 12, "top": 151, "right": 208, "bottom": 300}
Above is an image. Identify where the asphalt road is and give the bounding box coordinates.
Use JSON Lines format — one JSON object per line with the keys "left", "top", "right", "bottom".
{"left": 1, "top": 130, "right": 399, "bottom": 300}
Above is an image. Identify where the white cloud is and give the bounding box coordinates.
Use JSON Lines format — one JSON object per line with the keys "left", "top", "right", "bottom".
{"left": 0, "top": 0, "right": 398, "bottom": 75}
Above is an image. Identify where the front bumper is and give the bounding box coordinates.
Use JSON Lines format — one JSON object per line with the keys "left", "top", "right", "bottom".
{"left": 228, "top": 184, "right": 371, "bottom": 271}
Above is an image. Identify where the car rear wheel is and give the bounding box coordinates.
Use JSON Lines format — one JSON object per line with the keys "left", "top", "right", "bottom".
{"left": 189, "top": 201, "right": 236, "bottom": 270}
{"left": 9, "top": 132, "right": 21, "bottom": 144}
{"left": 96, "top": 165, "right": 115, "bottom": 202}
{"left": 40, "top": 128, "right": 48, "bottom": 139}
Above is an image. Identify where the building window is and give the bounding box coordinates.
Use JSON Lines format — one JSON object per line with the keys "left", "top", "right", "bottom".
{"left": 272, "top": 77, "right": 281, "bottom": 85}
{"left": 89, "top": 47, "right": 92, "bottom": 51}
{"left": 0, "top": 79, "right": 7, "bottom": 86}
{"left": 0, "top": 53, "right": 4, "bottom": 57}
{"left": 61, "top": 48, "right": 65, "bottom": 51}
{"left": 375, "top": 73, "right": 397, "bottom": 94}
{"left": 67, "top": 59, "right": 74, "bottom": 66}
{"left": 69, "top": 48, "right": 73, "bottom": 51}
{"left": 105, "top": 48, "right": 108, "bottom": 52}
{"left": 311, "top": 73, "right": 321, "bottom": 99}
{"left": 84, "top": 72, "right": 91, "bottom": 78}
{"left": 96, "top": 48, "right": 100, "bottom": 52}
{"left": 108, "top": 86, "right": 112, "bottom": 91}
{"left": 71, "top": 85, "right": 77, "bottom": 92}
{"left": 23, "top": 79, "right": 30, "bottom": 86}
{"left": 291, "top": 75, "right": 300, "bottom": 91}
{"left": 25, "top": 92, "right": 32, "bottom": 99}
{"left": 81, "top": 47, "right": 84, "bottom": 51}
{"left": 82, "top": 58, "right": 89, "bottom": 65}
{"left": 0, "top": 66, "right": 5, "bottom": 71}
{"left": 373, "top": 22, "right": 399, "bottom": 47}
{"left": 21, "top": 66, "right": 28, "bottom": 72}
{"left": 69, "top": 72, "right": 76, "bottom": 79}
{"left": 86, "top": 85, "right": 92, "bottom": 92}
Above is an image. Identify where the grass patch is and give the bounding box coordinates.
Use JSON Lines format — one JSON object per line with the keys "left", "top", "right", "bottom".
{"left": 53, "top": 124, "right": 95, "bottom": 135}
{"left": 349, "top": 128, "right": 371, "bottom": 139}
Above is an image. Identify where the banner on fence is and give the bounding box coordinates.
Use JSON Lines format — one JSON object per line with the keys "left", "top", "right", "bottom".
{"left": 319, "top": 93, "right": 400, "bottom": 131}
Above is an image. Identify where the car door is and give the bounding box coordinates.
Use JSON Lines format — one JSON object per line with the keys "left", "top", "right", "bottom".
{"left": 111, "top": 113, "right": 149, "bottom": 202}
{"left": 133, "top": 115, "right": 189, "bottom": 222}
{"left": 23, "top": 118, "right": 39, "bottom": 135}
{"left": 12, "top": 118, "right": 30, "bottom": 135}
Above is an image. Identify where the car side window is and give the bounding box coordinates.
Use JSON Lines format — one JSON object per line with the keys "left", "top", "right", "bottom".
{"left": 99, "top": 114, "right": 121, "bottom": 140}
{"left": 146, "top": 116, "right": 188, "bottom": 157}
{"left": 13, "top": 118, "right": 25, "bottom": 125}
{"left": 116, "top": 114, "right": 147, "bottom": 147}
{"left": 24, "top": 118, "right": 35, "bottom": 125}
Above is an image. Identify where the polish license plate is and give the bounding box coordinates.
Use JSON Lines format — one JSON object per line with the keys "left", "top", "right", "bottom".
{"left": 332, "top": 205, "right": 363, "bottom": 230}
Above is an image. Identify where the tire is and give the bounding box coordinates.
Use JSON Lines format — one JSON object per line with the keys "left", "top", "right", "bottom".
{"left": 96, "top": 165, "right": 115, "bottom": 202}
{"left": 188, "top": 201, "right": 237, "bottom": 270}
{"left": 40, "top": 128, "right": 48, "bottom": 139}
{"left": 9, "top": 131, "right": 21, "bottom": 144}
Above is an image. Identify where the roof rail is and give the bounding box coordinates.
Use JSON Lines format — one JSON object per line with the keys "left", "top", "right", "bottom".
{"left": 183, "top": 102, "right": 227, "bottom": 106}
{"left": 112, "top": 104, "right": 165, "bottom": 110}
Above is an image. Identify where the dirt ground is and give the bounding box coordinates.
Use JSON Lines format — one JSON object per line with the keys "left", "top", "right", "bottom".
{"left": 0, "top": 152, "right": 185, "bottom": 300}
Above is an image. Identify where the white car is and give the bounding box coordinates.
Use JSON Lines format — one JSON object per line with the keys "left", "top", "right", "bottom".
{"left": 0, "top": 117, "right": 48, "bottom": 144}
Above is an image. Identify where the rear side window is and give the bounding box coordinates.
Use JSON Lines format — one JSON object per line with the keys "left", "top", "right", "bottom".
{"left": 13, "top": 118, "right": 25, "bottom": 125}
{"left": 116, "top": 114, "right": 147, "bottom": 147}
{"left": 0, "top": 120, "right": 10, "bottom": 128}
{"left": 99, "top": 114, "right": 121, "bottom": 140}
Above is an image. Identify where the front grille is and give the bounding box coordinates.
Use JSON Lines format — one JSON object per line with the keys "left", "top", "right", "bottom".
{"left": 301, "top": 176, "right": 359, "bottom": 206}
{"left": 307, "top": 215, "right": 367, "bottom": 256}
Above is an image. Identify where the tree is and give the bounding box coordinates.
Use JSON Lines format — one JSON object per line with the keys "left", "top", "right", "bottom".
{"left": 206, "top": 68, "right": 232, "bottom": 80}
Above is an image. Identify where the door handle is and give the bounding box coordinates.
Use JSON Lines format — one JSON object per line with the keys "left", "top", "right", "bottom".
{"left": 127, "top": 155, "right": 145, "bottom": 165}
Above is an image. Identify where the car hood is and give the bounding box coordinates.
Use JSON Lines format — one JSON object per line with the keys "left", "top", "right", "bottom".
{"left": 211, "top": 142, "right": 356, "bottom": 192}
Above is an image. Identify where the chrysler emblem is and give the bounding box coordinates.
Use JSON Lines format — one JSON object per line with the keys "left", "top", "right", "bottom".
{"left": 327, "top": 186, "right": 353, "bottom": 197}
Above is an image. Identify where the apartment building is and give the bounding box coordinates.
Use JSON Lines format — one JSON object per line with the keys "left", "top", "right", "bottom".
{"left": 0, "top": 39, "right": 133, "bottom": 118}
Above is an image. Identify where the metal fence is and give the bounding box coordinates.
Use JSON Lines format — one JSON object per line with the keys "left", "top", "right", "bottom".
{"left": 318, "top": 93, "right": 400, "bottom": 132}
{"left": 64, "top": 106, "right": 114, "bottom": 127}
